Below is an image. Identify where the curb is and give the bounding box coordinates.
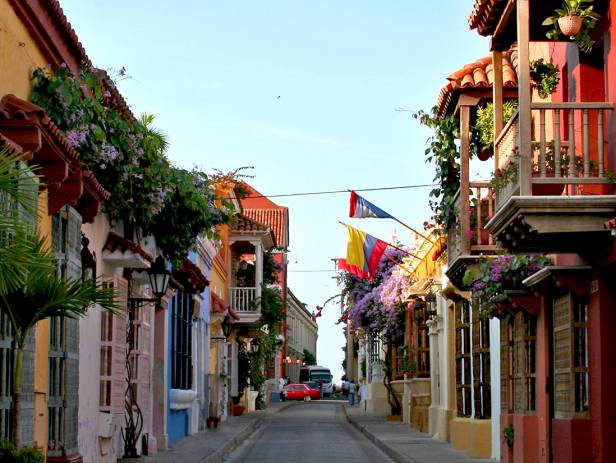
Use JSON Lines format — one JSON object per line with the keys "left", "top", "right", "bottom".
{"left": 202, "top": 402, "right": 293, "bottom": 463}
{"left": 342, "top": 406, "right": 415, "bottom": 463}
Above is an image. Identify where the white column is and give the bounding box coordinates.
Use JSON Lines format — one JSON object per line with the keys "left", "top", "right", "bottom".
{"left": 255, "top": 241, "right": 263, "bottom": 300}
{"left": 427, "top": 318, "right": 440, "bottom": 407}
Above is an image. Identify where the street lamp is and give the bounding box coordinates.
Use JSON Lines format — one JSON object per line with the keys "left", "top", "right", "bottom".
{"left": 425, "top": 291, "right": 438, "bottom": 321}
{"left": 129, "top": 256, "right": 171, "bottom": 307}
{"left": 81, "top": 234, "right": 96, "bottom": 283}
{"left": 222, "top": 315, "right": 234, "bottom": 339}
{"left": 250, "top": 338, "right": 260, "bottom": 354}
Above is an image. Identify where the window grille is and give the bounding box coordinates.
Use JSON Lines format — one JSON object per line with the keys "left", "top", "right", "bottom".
{"left": 171, "top": 290, "right": 193, "bottom": 389}
{"left": 455, "top": 299, "right": 472, "bottom": 417}
{"left": 472, "top": 308, "right": 491, "bottom": 418}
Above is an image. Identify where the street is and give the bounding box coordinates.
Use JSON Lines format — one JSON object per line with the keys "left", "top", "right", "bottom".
{"left": 225, "top": 402, "right": 394, "bottom": 463}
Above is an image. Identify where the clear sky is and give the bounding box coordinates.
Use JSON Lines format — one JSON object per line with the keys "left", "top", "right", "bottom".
{"left": 59, "top": 0, "right": 489, "bottom": 384}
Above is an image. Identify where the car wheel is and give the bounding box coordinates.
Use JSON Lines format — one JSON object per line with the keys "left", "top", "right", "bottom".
{"left": 303, "top": 395, "right": 311, "bottom": 402}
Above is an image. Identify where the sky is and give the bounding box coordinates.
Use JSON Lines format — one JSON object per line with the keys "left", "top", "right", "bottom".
{"left": 59, "top": 0, "right": 489, "bottom": 384}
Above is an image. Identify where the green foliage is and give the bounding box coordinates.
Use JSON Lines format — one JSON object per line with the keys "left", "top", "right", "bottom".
{"left": 302, "top": 348, "right": 316, "bottom": 366}
{"left": 542, "top": 0, "right": 601, "bottom": 53}
{"left": 263, "top": 249, "right": 283, "bottom": 285}
{"left": 31, "top": 66, "right": 173, "bottom": 229}
{"left": 414, "top": 107, "right": 460, "bottom": 229}
{"left": 530, "top": 59, "right": 561, "bottom": 99}
{"left": 259, "top": 285, "right": 283, "bottom": 328}
{"left": 474, "top": 101, "right": 518, "bottom": 153}
{"left": 0, "top": 439, "right": 44, "bottom": 463}
{"left": 148, "top": 167, "right": 235, "bottom": 265}
{"left": 504, "top": 424, "right": 515, "bottom": 448}
{"left": 489, "top": 149, "right": 519, "bottom": 193}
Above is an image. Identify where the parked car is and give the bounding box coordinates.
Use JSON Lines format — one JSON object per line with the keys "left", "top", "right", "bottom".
{"left": 302, "top": 381, "right": 322, "bottom": 399}
{"left": 283, "top": 383, "right": 319, "bottom": 401}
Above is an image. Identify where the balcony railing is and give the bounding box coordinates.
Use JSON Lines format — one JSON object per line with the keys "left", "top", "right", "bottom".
{"left": 229, "top": 287, "right": 257, "bottom": 312}
{"left": 494, "top": 102, "right": 614, "bottom": 209}
{"left": 448, "top": 182, "right": 498, "bottom": 266}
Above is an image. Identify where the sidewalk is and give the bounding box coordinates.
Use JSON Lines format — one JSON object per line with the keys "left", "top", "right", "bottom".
{"left": 121, "top": 402, "right": 291, "bottom": 463}
{"left": 344, "top": 405, "right": 494, "bottom": 463}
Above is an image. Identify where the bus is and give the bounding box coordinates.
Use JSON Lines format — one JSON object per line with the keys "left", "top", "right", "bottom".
{"left": 299, "top": 365, "right": 333, "bottom": 396}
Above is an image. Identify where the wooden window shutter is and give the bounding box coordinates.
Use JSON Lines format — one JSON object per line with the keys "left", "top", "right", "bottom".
{"left": 553, "top": 292, "right": 573, "bottom": 418}
{"left": 500, "top": 319, "right": 510, "bottom": 413}
{"left": 103, "top": 277, "right": 129, "bottom": 416}
{"left": 138, "top": 305, "right": 151, "bottom": 405}
{"left": 472, "top": 304, "right": 481, "bottom": 416}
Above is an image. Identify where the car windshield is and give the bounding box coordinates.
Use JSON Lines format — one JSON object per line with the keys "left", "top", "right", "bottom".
{"left": 311, "top": 373, "right": 331, "bottom": 382}
{"left": 304, "top": 381, "right": 317, "bottom": 389}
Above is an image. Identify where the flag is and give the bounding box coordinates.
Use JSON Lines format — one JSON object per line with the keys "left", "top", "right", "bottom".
{"left": 337, "top": 225, "right": 388, "bottom": 280}
{"left": 349, "top": 191, "right": 396, "bottom": 219}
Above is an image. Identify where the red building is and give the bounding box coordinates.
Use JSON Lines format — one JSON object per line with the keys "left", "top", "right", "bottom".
{"left": 465, "top": 1, "right": 616, "bottom": 462}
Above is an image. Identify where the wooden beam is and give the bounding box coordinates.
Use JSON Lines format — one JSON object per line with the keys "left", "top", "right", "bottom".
{"left": 517, "top": 0, "right": 532, "bottom": 196}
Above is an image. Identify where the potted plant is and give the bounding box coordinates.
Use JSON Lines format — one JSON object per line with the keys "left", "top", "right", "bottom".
{"left": 473, "top": 101, "right": 518, "bottom": 161}
{"left": 543, "top": 0, "right": 601, "bottom": 53}
{"left": 489, "top": 148, "right": 520, "bottom": 194}
{"left": 530, "top": 59, "right": 560, "bottom": 99}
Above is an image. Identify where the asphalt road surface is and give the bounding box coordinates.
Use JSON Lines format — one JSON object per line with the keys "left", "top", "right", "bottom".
{"left": 225, "top": 402, "right": 394, "bottom": 463}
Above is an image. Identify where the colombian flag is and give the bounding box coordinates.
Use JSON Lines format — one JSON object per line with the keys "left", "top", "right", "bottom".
{"left": 337, "top": 225, "right": 388, "bottom": 280}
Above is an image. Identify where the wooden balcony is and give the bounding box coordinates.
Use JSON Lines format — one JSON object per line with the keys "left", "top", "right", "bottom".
{"left": 488, "top": 102, "right": 616, "bottom": 253}
{"left": 229, "top": 286, "right": 261, "bottom": 324}
{"left": 446, "top": 182, "right": 500, "bottom": 290}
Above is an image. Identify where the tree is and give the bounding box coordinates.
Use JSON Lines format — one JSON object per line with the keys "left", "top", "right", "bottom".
{"left": 302, "top": 349, "right": 316, "bottom": 366}
{"left": 0, "top": 148, "right": 119, "bottom": 446}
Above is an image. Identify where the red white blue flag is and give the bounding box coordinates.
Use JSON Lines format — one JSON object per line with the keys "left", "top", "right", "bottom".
{"left": 349, "top": 191, "right": 396, "bottom": 220}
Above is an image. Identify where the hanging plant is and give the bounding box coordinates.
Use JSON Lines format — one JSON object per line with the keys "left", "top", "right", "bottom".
{"left": 530, "top": 59, "right": 561, "bottom": 99}
{"left": 543, "top": 0, "right": 601, "bottom": 53}
{"left": 472, "top": 101, "right": 518, "bottom": 160}
{"left": 465, "top": 255, "right": 552, "bottom": 315}
{"left": 414, "top": 107, "right": 460, "bottom": 230}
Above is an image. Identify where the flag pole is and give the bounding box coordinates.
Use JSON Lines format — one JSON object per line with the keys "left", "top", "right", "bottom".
{"left": 392, "top": 218, "right": 435, "bottom": 244}
{"left": 384, "top": 253, "right": 415, "bottom": 277}
{"left": 338, "top": 221, "right": 424, "bottom": 260}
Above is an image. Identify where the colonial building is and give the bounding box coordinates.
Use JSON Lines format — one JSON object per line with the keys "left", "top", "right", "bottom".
{"left": 285, "top": 288, "right": 318, "bottom": 383}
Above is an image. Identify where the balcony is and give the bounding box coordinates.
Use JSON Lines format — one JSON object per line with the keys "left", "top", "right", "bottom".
{"left": 488, "top": 102, "right": 616, "bottom": 253}
{"left": 229, "top": 286, "right": 260, "bottom": 324}
{"left": 446, "top": 181, "right": 500, "bottom": 290}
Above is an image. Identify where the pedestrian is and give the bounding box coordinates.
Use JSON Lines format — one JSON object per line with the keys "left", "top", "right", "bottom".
{"left": 279, "top": 376, "right": 286, "bottom": 402}
{"left": 348, "top": 380, "right": 356, "bottom": 405}
{"left": 318, "top": 379, "right": 324, "bottom": 398}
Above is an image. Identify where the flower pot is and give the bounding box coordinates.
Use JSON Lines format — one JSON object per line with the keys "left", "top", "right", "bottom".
{"left": 477, "top": 149, "right": 493, "bottom": 161}
{"left": 532, "top": 172, "right": 565, "bottom": 196}
{"left": 558, "top": 15, "right": 583, "bottom": 37}
{"left": 232, "top": 404, "right": 245, "bottom": 416}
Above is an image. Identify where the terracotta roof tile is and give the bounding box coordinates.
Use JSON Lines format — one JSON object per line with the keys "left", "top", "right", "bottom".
{"left": 176, "top": 257, "right": 209, "bottom": 293}
{"left": 243, "top": 208, "right": 289, "bottom": 247}
{"left": 103, "top": 232, "right": 154, "bottom": 263}
{"left": 436, "top": 49, "right": 518, "bottom": 117}
{"left": 468, "top": 0, "right": 509, "bottom": 36}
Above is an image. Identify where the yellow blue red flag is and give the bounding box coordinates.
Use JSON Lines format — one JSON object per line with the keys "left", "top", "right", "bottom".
{"left": 337, "top": 224, "right": 388, "bottom": 280}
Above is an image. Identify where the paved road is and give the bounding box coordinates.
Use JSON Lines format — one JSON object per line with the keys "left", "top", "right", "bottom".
{"left": 225, "top": 402, "right": 394, "bottom": 463}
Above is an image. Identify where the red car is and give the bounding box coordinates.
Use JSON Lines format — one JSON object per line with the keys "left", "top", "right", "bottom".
{"left": 283, "top": 383, "right": 320, "bottom": 401}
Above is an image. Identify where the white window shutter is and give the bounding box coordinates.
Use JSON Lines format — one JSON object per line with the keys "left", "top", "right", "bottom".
{"left": 231, "top": 342, "right": 238, "bottom": 397}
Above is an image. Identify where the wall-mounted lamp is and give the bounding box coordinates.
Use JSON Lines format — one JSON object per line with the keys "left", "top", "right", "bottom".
{"left": 129, "top": 256, "right": 171, "bottom": 307}
{"left": 413, "top": 299, "right": 426, "bottom": 322}
{"left": 425, "top": 291, "right": 438, "bottom": 321}
{"left": 250, "top": 338, "right": 260, "bottom": 354}
{"left": 81, "top": 234, "right": 96, "bottom": 283}
{"left": 295, "top": 358, "right": 301, "bottom": 364}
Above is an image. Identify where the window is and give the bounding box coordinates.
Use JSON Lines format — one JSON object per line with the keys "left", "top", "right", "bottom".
{"left": 501, "top": 318, "right": 514, "bottom": 414}
{"left": 0, "top": 310, "right": 14, "bottom": 440}
{"left": 455, "top": 299, "right": 472, "bottom": 417}
{"left": 523, "top": 314, "right": 537, "bottom": 412}
{"left": 472, "top": 309, "right": 491, "bottom": 418}
{"left": 171, "top": 290, "right": 193, "bottom": 390}
{"left": 553, "top": 291, "right": 589, "bottom": 418}
{"left": 415, "top": 319, "right": 430, "bottom": 378}
{"left": 48, "top": 206, "right": 81, "bottom": 456}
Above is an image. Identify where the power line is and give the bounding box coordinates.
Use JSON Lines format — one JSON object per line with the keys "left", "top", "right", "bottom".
{"left": 288, "top": 269, "right": 336, "bottom": 273}
{"left": 236, "top": 183, "right": 436, "bottom": 199}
